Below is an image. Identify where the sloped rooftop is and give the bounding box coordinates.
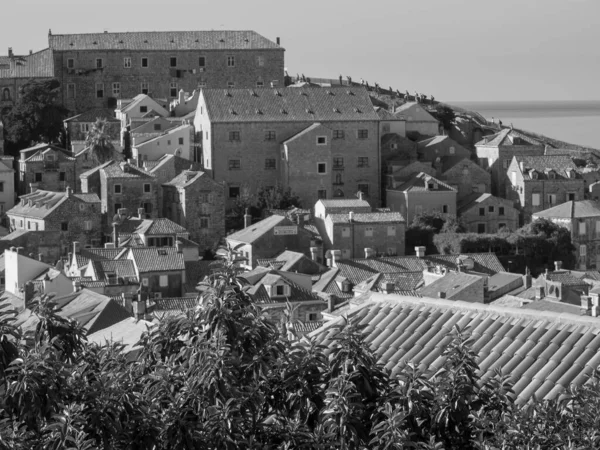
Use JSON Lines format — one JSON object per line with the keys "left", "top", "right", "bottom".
{"left": 533, "top": 200, "right": 600, "bottom": 219}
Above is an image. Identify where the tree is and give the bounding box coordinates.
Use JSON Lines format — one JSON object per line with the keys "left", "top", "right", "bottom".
{"left": 85, "top": 118, "right": 116, "bottom": 165}
{"left": 406, "top": 212, "right": 463, "bottom": 254}
{"left": 256, "top": 183, "right": 301, "bottom": 212}
{"left": 1, "top": 79, "right": 68, "bottom": 153}
{"left": 434, "top": 105, "right": 456, "bottom": 130}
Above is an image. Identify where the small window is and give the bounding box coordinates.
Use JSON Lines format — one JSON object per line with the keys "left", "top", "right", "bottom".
{"left": 365, "top": 227, "right": 374, "bottom": 237}
{"left": 229, "top": 131, "right": 240, "bottom": 141}
{"left": 67, "top": 83, "right": 76, "bottom": 99}
{"left": 503, "top": 159, "right": 510, "bottom": 169}
{"left": 142, "top": 278, "right": 149, "bottom": 286}
{"left": 27, "top": 221, "right": 31, "bottom": 230}
{"left": 159, "top": 275, "right": 169, "bottom": 287}
{"left": 153, "top": 123, "right": 161, "bottom": 131}
{"left": 227, "top": 56, "right": 235, "bottom": 67}
{"left": 84, "top": 221, "right": 92, "bottom": 231}
{"left": 477, "top": 223, "right": 486, "bottom": 234}
{"left": 357, "top": 157, "right": 369, "bottom": 167}
{"left": 333, "top": 130, "right": 345, "bottom": 139}
{"left": 257, "top": 56, "right": 265, "bottom": 66}
{"left": 170, "top": 82, "right": 178, "bottom": 98}
{"left": 229, "top": 159, "right": 241, "bottom": 170}
{"left": 141, "top": 82, "right": 149, "bottom": 95}
{"left": 275, "top": 285, "right": 285, "bottom": 296}
{"left": 200, "top": 217, "right": 209, "bottom": 228}
{"left": 317, "top": 189, "right": 327, "bottom": 199}
{"left": 358, "top": 129, "right": 368, "bottom": 139}
{"left": 317, "top": 136, "right": 327, "bottom": 145}
{"left": 498, "top": 223, "right": 506, "bottom": 230}
{"left": 333, "top": 157, "right": 344, "bottom": 169}
{"left": 114, "top": 203, "right": 122, "bottom": 213}
{"left": 579, "top": 222, "right": 587, "bottom": 235}
{"left": 34, "top": 173, "right": 42, "bottom": 182}
{"left": 0, "top": 182, "right": 4, "bottom": 192}
{"left": 95, "top": 58, "right": 103, "bottom": 69}
{"left": 229, "top": 186, "right": 240, "bottom": 198}
{"left": 140, "top": 105, "right": 148, "bottom": 113}
{"left": 317, "top": 163, "right": 327, "bottom": 174}
{"left": 67, "top": 58, "right": 74, "bottom": 69}
{"left": 96, "top": 83, "right": 104, "bottom": 98}
{"left": 548, "top": 194, "right": 557, "bottom": 205}
{"left": 141, "top": 57, "right": 149, "bottom": 68}
{"left": 568, "top": 193, "right": 576, "bottom": 201}
{"left": 442, "top": 205, "right": 448, "bottom": 214}
{"left": 170, "top": 57, "right": 177, "bottom": 67}
{"left": 358, "top": 183, "right": 369, "bottom": 197}
{"left": 449, "top": 146, "right": 455, "bottom": 155}
{"left": 479, "top": 207, "right": 485, "bottom": 216}
{"left": 199, "top": 56, "right": 206, "bottom": 67}
{"left": 124, "top": 57, "right": 132, "bottom": 68}
{"left": 144, "top": 183, "right": 151, "bottom": 193}
{"left": 264, "top": 131, "right": 276, "bottom": 141}
{"left": 342, "top": 227, "right": 350, "bottom": 238}
{"left": 114, "top": 184, "right": 122, "bottom": 194}
{"left": 178, "top": 137, "right": 184, "bottom": 145}
{"left": 256, "top": 81, "right": 264, "bottom": 88}
{"left": 308, "top": 313, "right": 318, "bottom": 321}
{"left": 499, "top": 207, "right": 505, "bottom": 216}
{"left": 61, "top": 222, "right": 69, "bottom": 231}
{"left": 488, "top": 206, "right": 494, "bottom": 213}
{"left": 580, "top": 244, "right": 587, "bottom": 256}
{"left": 532, "top": 193, "right": 540, "bottom": 206}
{"left": 265, "top": 158, "right": 276, "bottom": 170}
{"left": 59, "top": 172, "right": 66, "bottom": 182}
{"left": 112, "top": 82, "right": 120, "bottom": 97}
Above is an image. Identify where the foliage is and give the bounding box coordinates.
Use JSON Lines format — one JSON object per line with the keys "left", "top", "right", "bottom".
{"left": 1, "top": 79, "right": 68, "bottom": 153}
{"left": 85, "top": 118, "right": 116, "bottom": 166}
{"left": 256, "top": 183, "right": 302, "bottom": 212}
{"left": 407, "top": 212, "right": 465, "bottom": 254}
{"left": 434, "top": 105, "right": 457, "bottom": 130}
{"left": 1, "top": 247, "right": 599, "bottom": 448}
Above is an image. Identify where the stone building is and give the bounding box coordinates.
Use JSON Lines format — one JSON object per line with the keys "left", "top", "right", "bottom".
{"left": 0, "top": 157, "right": 15, "bottom": 214}
{"left": 475, "top": 128, "right": 545, "bottom": 197}
{"left": 457, "top": 193, "right": 519, "bottom": 233}
{"left": 375, "top": 107, "right": 406, "bottom": 137}
{"left": 417, "top": 136, "right": 471, "bottom": 163}
{"left": 6, "top": 187, "right": 102, "bottom": 249}
{"left": 45, "top": 30, "right": 284, "bottom": 113}
{"left": 533, "top": 200, "right": 600, "bottom": 269}
{"left": 80, "top": 160, "right": 158, "bottom": 220}
{"left": 132, "top": 123, "right": 194, "bottom": 161}
{"left": 386, "top": 172, "right": 457, "bottom": 223}
{"left": 506, "top": 155, "right": 585, "bottom": 222}
{"left": 324, "top": 211, "right": 406, "bottom": 258}
{"left": 438, "top": 157, "right": 491, "bottom": 200}
{"left": 64, "top": 108, "right": 121, "bottom": 153}
{"left": 394, "top": 102, "right": 439, "bottom": 137}
{"left": 195, "top": 86, "right": 381, "bottom": 208}
{"left": 18, "top": 143, "right": 76, "bottom": 195}
{"left": 162, "top": 170, "right": 225, "bottom": 251}
{"left": 125, "top": 247, "right": 186, "bottom": 298}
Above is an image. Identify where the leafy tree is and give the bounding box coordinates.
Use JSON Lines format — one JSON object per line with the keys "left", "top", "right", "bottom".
{"left": 434, "top": 105, "right": 456, "bottom": 130}
{"left": 256, "top": 183, "right": 301, "bottom": 212}
{"left": 406, "top": 212, "right": 463, "bottom": 254}
{"left": 1, "top": 79, "right": 68, "bottom": 153}
{"left": 85, "top": 118, "right": 116, "bottom": 165}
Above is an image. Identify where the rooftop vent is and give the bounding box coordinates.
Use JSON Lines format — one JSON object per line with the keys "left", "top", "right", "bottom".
{"left": 300, "top": 91, "right": 307, "bottom": 96}
{"left": 144, "top": 39, "right": 148, "bottom": 43}
{"left": 195, "top": 39, "right": 199, "bottom": 42}
{"left": 219, "top": 38, "right": 225, "bottom": 42}
{"left": 69, "top": 42, "right": 74, "bottom": 46}
{"left": 333, "top": 108, "right": 340, "bottom": 113}
{"left": 118, "top": 40, "right": 123, "bottom": 44}
{"left": 92, "top": 41, "right": 97, "bottom": 45}
{"left": 280, "top": 108, "right": 287, "bottom": 114}
{"left": 354, "top": 107, "right": 361, "bottom": 113}
{"left": 255, "top": 108, "right": 263, "bottom": 115}
{"left": 274, "top": 90, "right": 281, "bottom": 96}
{"left": 225, "top": 91, "right": 232, "bottom": 97}
{"left": 326, "top": 90, "right": 334, "bottom": 96}
{"left": 244, "top": 38, "right": 249, "bottom": 42}
{"left": 347, "top": 90, "right": 355, "bottom": 96}
{"left": 229, "top": 108, "right": 236, "bottom": 115}
{"left": 306, "top": 108, "right": 313, "bottom": 114}
{"left": 250, "top": 90, "right": 257, "bottom": 97}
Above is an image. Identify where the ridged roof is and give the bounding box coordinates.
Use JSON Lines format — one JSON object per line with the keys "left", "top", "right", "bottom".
{"left": 515, "top": 155, "right": 578, "bottom": 180}
{"left": 392, "top": 172, "right": 456, "bottom": 192}
{"left": 457, "top": 193, "right": 514, "bottom": 215}
{"left": 134, "top": 218, "right": 188, "bottom": 236}
{"left": 8, "top": 190, "right": 100, "bottom": 219}
{"left": 0, "top": 48, "right": 54, "bottom": 79}
{"left": 533, "top": 200, "right": 600, "bottom": 219}
{"left": 327, "top": 212, "right": 406, "bottom": 224}
{"left": 476, "top": 128, "right": 543, "bottom": 147}
{"left": 317, "top": 198, "right": 372, "bottom": 209}
{"left": 64, "top": 108, "right": 119, "bottom": 123}
{"left": 49, "top": 30, "right": 281, "bottom": 51}
{"left": 125, "top": 247, "right": 185, "bottom": 273}
{"left": 311, "top": 294, "right": 600, "bottom": 405}
{"left": 227, "top": 215, "right": 288, "bottom": 244}
{"left": 202, "top": 86, "right": 380, "bottom": 123}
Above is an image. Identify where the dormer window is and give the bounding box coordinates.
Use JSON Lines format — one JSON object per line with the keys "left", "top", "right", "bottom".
{"left": 531, "top": 170, "right": 538, "bottom": 180}
{"left": 266, "top": 282, "right": 290, "bottom": 298}
{"left": 548, "top": 171, "right": 556, "bottom": 179}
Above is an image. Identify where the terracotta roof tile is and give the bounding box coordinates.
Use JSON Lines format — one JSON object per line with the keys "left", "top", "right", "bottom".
{"left": 0, "top": 48, "right": 54, "bottom": 79}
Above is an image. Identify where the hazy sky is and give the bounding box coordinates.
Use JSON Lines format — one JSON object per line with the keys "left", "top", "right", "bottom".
{"left": 1, "top": 0, "right": 598, "bottom": 102}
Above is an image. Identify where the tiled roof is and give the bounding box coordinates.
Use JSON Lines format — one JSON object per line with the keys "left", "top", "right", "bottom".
{"left": 392, "top": 172, "right": 456, "bottom": 192}
{"left": 80, "top": 280, "right": 107, "bottom": 288}
{"left": 24, "top": 147, "right": 76, "bottom": 163}
{"left": 374, "top": 107, "right": 397, "bottom": 120}
{"left": 417, "top": 135, "right": 460, "bottom": 149}
{"left": 134, "top": 218, "right": 188, "bottom": 236}
{"left": 64, "top": 108, "right": 119, "bottom": 123}
{"left": 87, "top": 317, "right": 154, "bottom": 353}
{"left": 101, "top": 160, "right": 155, "bottom": 179}
{"left": 533, "top": 200, "right": 600, "bottom": 219}
{"left": 516, "top": 155, "right": 578, "bottom": 180}
{"left": 394, "top": 102, "right": 438, "bottom": 122}
{"left": 153, "top": 297, "right": 200, "bottom": 311}
{"left": 227, "top": 215, "right": 288, "bottom": 244}
{"left": 327, "top": 212, "right": 405, "bottom": 224}
{"left": 311, "top": 294, "right": 600, "bottom": 405}
{"left": 8, "top": 190, "right": 97, "bottom": 219}
{"left": 545, "top": 271, "right": 592, "bottom": 288}
{"left": 49, "top": 30, "right": 281, "bottom": 51}
{"left": 125, "top": 247, "right": 185, "bottom": 272}
{"left": 91, "top": 259, "right": 138, "bottom": 282}
{"left": 0, "top": 48, "right": 54, "bottom": 79}
{"left": 162, "top": 170, "right": 208, "bottom": 188}
{"left": 202, "top": 86, "right": 380, "bottom": 123}
{"left": 476, "top": 128, "right": 543, "bottom": 147}
{"left": 419, "top": 272, "right": 482, "bottom": 299}
{"left": 293, "top": 321, "right": 325, "bottom": 333}
{"left": 317, "top": 198, "right": 371, "bottom": 209}
{"left": 80, "top": 247, "right": 125, "bottom": 262}
{"left": 457, "top": 193, "right": 512, "bottom": 215}
{"left": 521, "top": 299, "right": 583, "bottom": 314}
{"left": 247, "top": 269, "right": 324, "bottom": 304}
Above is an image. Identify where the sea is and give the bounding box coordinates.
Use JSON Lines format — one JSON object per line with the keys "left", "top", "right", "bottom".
{"left": 449, "top": 100, "right": 600, "bottom": 150}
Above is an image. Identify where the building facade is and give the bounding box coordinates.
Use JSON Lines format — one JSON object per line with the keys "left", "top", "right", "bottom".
{"left": 439, "top": 157, "right": 491, "bottom": 201}
{"left": 64, "top": 108, "right": 121, "bottom": 153}
{"left": 18, "top": 144, "right": 76, "bottom": 195}
{"left": 457, "top": 193, "right": 520, "bottom": 233}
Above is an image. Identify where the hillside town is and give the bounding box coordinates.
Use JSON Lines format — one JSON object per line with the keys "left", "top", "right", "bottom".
{"left": 3, "top": 29, "right": 600, "bottom": 435}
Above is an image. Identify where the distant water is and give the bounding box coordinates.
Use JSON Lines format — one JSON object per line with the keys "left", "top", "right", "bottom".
{"left": 450, "top": 100, "right": 600, "bottom": 149}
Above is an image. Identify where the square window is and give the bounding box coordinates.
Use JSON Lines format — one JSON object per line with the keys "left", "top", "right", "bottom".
{"left": 200, "top": 217, "right": 209, "bottom": 228}
{"left": 141, "top": 82, "right": 149, "bottom": 95}
{"left": 96, "top": 83, "right": 104, "bottom": 98}
{"left": 308, "top": 313, "right": 318, "bottom": 321}
{"left": 358, "top": 183, "right": 369, "bottom": 197}
{"left": 114, "top": 184, "right": 122, "bottom": 194}
{"left": 142, "top": 278, "right": 149, "bottom": 286}
{"left": 333, "top": 157, "right": 344, "bottom": 169}
{"left": 229, "top": 131, "right": 240, "bottom": 141}
{"left": 170, "top": 57, "right": 177, "bottom": 67}
{"left": 317, "top": 189, "right": 327, "bottom": 199}
{"left": 499, "top": 207, "right": 505, "bottom": 216}
{"left": 357, "top": 157, "right": 369, "bottom": 167}
{"left": 229, "top": 159, "right": 241, "bottom": 170}
{"left": 388, "top": 226, "right": 396, "bottom": 236}
{"left": 317, "top": 136, "right": 327, "bottom": 145}
{"left": 61, "top": 222, "right": 68, "bottom": 231}
{"left": 178, "top": 137, "right": 184, "bottom": 145}
{"left": 264, "top": 158, "right": 276, "bottom": 170}
{"left": 365, "top": 227, "right": 374, "bottom": 237}
{"left": 170, "top": 82, "right": 177, "bottom": 98}
{"left": 568, "top": 193, "right": 576, "bottom": 201}
{"left": 59, "top": 172, "right": 66, "bottom": 182}
{"left": 34, "top": 172, "right": 42, "bottom": 182}
{"left": 159, "top": 275, "right": 168, "bottom": 287}
{"left": 479, "top": 207, "right": 485, "bottom": 216}
{"left": 227, "top": 56, "right": 235, "bottom": 67}
{"left": 498, "top": 223, "right": 506, "bottom": 230}
{"left": 199, "top": 56, "right": 206, "bottom": 67}
{"left": 488, "top": 206, "right": 494, "bottom": 213}
{"left": 144, "top": 184, "right": 151, "bottom": 193}
{"left": 95, "top": 58, "right": 103, "bottom": 69}
{"left": 532, "top": 193, "right": 540, "bottom": 206}
{"left": 333, "top": 130, "right": 344, "bottom": 139}
{"left": 114, "top": 203, "right": 122, "bottom": 213}
{"left": 317, "top": 163, "right": 327, "bottom": 174}
{"left": 478, "top": 223, "right": 486, "bottom": 233}
{"left": 143, "top": 202, "right": 153, "bottom": 214}
{"left": 140, "top": 105, "right": 148, "bottom": 113}
{"left": 67, "top": 58, "right": 74, "bottom": 69}
{"left": 229, "top": 186, "right": 240, "bottom": 198}
{"left": 358, "top": 129, "right": 368, "bottom": 139}
{"left": 153, "top": 123, "right": 161, "bottom": 131}
{"left": 112, "top": 82, "right": 120, "bottom": 96}
{"left": 124, "top": 57, "right": 131, "bottom": 68}
{"left": 342, "top": 227, "right": 350, "bottom": 238}
{"left": 579, "top": 222, "right": 587, "bottom": 235}
{"left": 264, "top": 131, "right": 276, "bottom": 141}
{"left": 67, "top": 83, "right": 76, "bottom": 99}
{"left": 141, "top": 57, "right": 149, "bottom": 68}
{"left": 84, "top": 221, "right": 92, "bottom": 231}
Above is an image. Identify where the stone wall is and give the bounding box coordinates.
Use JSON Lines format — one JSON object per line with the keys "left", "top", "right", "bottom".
{"left": 440, "top": 159, "right": 491, "bottom": 201}
{"left": 326, "top": 221, "right": 406, "bottom": 258}
{"left": 100, "top": 172, "right": 159, "bottom": 220}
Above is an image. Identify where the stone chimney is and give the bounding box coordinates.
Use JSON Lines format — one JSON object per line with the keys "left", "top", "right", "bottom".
{"left": 415, "top": 246, "right": 426, "bottom": 258}
{"left": 176, "top": 240, "right": 183, "bottom": 253}
{"left": 276, "top": 37, "right": 281, "bottom": 45}
{"left": 72, "top": 279, "right": 82, "bottom": 292}
{"left": 310, "top": 246, "right": 319, "bottom": 261}
{"left": 137, "top": 207, "right": 145, "bottom": 219}
{"left": 519, "top": 161, "right": 524, "bottom": 172}
{"left": 29, "top": 183, "right": 37, "bottom": 194}
{"left": 296, "top": 213, "right": 304, "bottom": 227}
{"left": 364, "top": 248, "right": 376, "bottom": 259}
{"left": 121, "top": 293, "right": 132, "bottom": 313}
{"left": 23, "top": 281, "right": 34, "bottom": 308}
{"left": 581, "top": 296, "right": 592, "bottom": 316}
{"left": 73, "top": 241, "right": 80, "bottom": 255}
{"left": 554, "top": 261, "right": 563, "bottom": 271}
{"left": 133, "top": 290, "right": 148, "bottom": 320}
{"left": 523, "top": 267, "right": 532, "bottom": 289}
{"left": 244, "top": 208, "right": 252, "bottom": 228}
{"left": 349, "top": 211, "right": 354, "bottom": 222}
{"left": 8, "top": 47, "right": 13, "bottom": 58}
{"left": 65, "top": 185, "right": 72, "bottom": 198}
{"left": 357, "top": 191, "right": 364, "bottom": 201}
{"left": 382, "top": 281, "right": 395, "bottom": 294}
{"left": 327, "top": 294, "right": 336, "bottom": 312}
{"left": 112, "top": 222, "right": 119, "bottom": 246}
{"left": 38, "top": 253, "right": 43, "bottom": 262}
{"left": 438, "top": 291, "right": 446, "bottom": 299}
{"left": 331, "top": 250, "right": 342, "bottom": 268}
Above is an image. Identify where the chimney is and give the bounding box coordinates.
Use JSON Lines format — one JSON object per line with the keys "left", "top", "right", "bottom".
{"left": 358, "top": 191, "right": 364, "bottom": 201}
{"left": 38, "top": 253, "right": 43, "bottom": 262}
{"left": 8, "top": 47, "right": 13, "bottom": 58}
{"left": 554, "top": 261, "right": 562, "bottom": 271}
{"left": 544, "top": 268, "right": 549, "bottom": 279}
{"left": 310, "top": 246, "right": 319, "bottom": 262}
{"left": 327, "top": 294, "right": 336, "bottom": 312}
{"left": 364, "top": 248, "right": 376, "bottom": 259}
{"left": 15, "top": 247, "right": 23, "bottom": 254}
{"left": 29, "top": 183, "right": 37, "bottom": 193}
{"left": 29, "top": 50, "right": 32, "bottom": 55}
{"left": 137, "top": 207, "right": 145, "bottom": 219}
{"left": 276, "top": 37, "right": 281, "bottom": 45}
{"left": 122, "top": 293, "right": 132, "bottom": 313}
{"left": 244, "top": 208, "right": 252, "bottom": 228}
{"left": 176, "top": 240, "right": 183, "bottom": 253}
{"left": 349, "top": 211, "right": 354, "bottom": 222}
{"left": 133, "top": 292, "right": 147, "bottom": 320}
{"left": 438, "top": 291, "right": 446, "bottom": 299}
{"left": 23, "top": 281, "right": 34, "bottom": 307}
{"left": 523, "top": 267, "right": 532, "bottom": 289}
{"left": 112, "top": 222, "right": 119, "bottom": 246}
{"left": 581, "top": 296, "right": 592, "bottom": 315}
{"left": 519, "top": 161, "right": 524, "bottom": 172}
{"left": 535, "top": 286, "right": 545, "bottom": 300}
{"left": 382, "top": 281, "right": 395, "bottom": 294}
{"left": 66, "top": 185, "right": 72, "bottom": 197}
{"left": 73, "top": 241, "right": 80, "bottom": 255}
{"left": 67, "top": 252, "right": 72, "bottom": 264}
{"left": 72, "top": 279, "right": 82, "bottom": 292}
{"left": 178, "top": 89, "right": 185, "bottom": 103}
{"left": 296, "top": 213, "right": 304, "bottom": 227}
{"left": 331, "top": 250, "right": 342, "bottom": 268}
{"left": 415, "top": 246, "right": 426, "bottom": 258}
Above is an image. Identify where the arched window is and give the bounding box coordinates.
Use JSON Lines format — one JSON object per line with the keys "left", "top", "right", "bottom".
{"left": 334, "top": 189, "right": 344, "bottom": 198}
{"left": 2, "top": 88, "right": 10, "bottom": 101}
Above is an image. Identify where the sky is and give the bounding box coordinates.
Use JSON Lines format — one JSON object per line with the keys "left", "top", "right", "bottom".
{"left": 1, "top": 0, "right": 598, "bottom": 102}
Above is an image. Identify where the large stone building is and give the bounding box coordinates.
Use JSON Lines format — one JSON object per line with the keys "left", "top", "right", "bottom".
{"left": 438, "top": 157, "right": 491, "bottom": 201}
{"left": 195, "top": 86, "right": 382, "bottom": 208}
{"left": 18, "top": 144, "right": 76, "bottom": 195}
{"left": 506, "top": 155, "right": 585, "bottom": 222}
{"left": 394, "top": 102, "right": 439, "bottom": 137}
{"left": 457, "top": 193, "right": 519, "bottom": 233}
{"left": 64, "top": 108, "right": 121, "bottom": 153}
